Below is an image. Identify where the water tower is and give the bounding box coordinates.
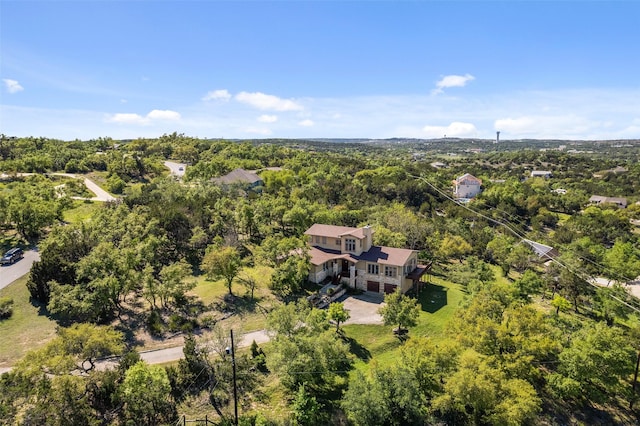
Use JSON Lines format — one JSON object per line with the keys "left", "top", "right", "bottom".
{"left": 496, "top": 131, "right": 500, "bottom": 144}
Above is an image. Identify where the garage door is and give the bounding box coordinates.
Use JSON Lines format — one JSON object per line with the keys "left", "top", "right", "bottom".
{"left": 384, "top": 283, "right": 397, "bottom": 294}
{"left": 367, "top": 281, "right": 380, "bottom": 292}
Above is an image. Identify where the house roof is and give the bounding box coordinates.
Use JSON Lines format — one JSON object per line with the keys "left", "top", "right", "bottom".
{"left": 531, "top": 170, "right": 552, "bottom": 176}
{"left": 308, "top": 245, "right": 415, "bottom": 267}
{"left": 454, "top": 173, "right": 482, "bottom": 186}
{"left": 357, "top": 245, "right": 416, "bottom": 266}
{"left": 523, "top": 239, "right": 558, "bottom": 259}
{"left": 304, "top": 224, "right": 367, "bottom": 239}
{"left": 589, "top": 195, "right": 628, "bottom": 207}
{"left": 213, "top": 168, "right": 262, "bottom": 185}
{"left": 307, "top": 246, "right": 358, "bottom": 266}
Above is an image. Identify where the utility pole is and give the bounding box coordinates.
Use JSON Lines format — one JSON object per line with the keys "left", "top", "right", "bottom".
{"left": 227, "top": 329, "right": 239, "bottom": 426}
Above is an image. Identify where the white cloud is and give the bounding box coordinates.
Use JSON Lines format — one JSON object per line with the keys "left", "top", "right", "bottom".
{"left": 433, "top": 74, "right": 475, "bottom": 94}
{"left": 235, "top": 91, "right": 303, "bottom": 111}
{"left": 494, "top": 114, "right": 594, "bottom": 139}
{"left": 107, "top": 109, "right": 181, "bottom": 125}
{"left": 147, "top": 109, "right": 181, "bottom": 121}
{"left": 108, "top": 113, "right": 147, "bottom": 125}
{"left": 3, "top": 79, "right": 24, "bottom": 94}
{"left": 422, "top": 121, "right": 478, "bottom": 138}
{"left": 202, "top": 89, "right": 231, "bottom": 101}
{"left": 5, "top": 87, "right": 640, "bottom": 141}
{"left": 298, "top": 119, "right": 314, "bottom": 127}
{"left": 258, "top": 114, "right": 278, "bottom": 123}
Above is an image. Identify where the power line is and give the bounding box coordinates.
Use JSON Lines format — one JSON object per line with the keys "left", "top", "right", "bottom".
{"left": 411, "top": 174, "right": 640, "bottom": 316}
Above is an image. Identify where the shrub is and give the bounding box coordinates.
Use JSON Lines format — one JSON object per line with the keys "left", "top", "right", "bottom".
{"left": 147, "top": 310, "right": 164, "bottom": 337}
{"left": 0, "top": 297, "right": 13, "bottom": 319}
{"left": 168, "top": 314, "right": 196, "bottom": 332}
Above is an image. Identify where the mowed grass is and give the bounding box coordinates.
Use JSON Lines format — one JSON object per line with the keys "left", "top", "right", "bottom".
{"left": 62, "top": 199, "right": 102, "bottom": 223}
{"left": 0, "top": 276, "right": 58, "bottom": 368}
{"left": 343, "top": 275, "right": 465, "bottom": 371}
{"left": 190, "top": 265, "right": 277, "bottom": 333}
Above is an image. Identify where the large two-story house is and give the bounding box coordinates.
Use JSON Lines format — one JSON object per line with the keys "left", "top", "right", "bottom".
{"left": 304, "top": 224, "right": 429, "bottom": 294}
{"left": 453, "top": 173, "right": 482, "bottom": 199}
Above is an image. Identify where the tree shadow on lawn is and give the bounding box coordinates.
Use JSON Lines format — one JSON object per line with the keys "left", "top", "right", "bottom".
{"left": 341, "top": 335, "right": 372, "bottom": 362}
{"left": 417, "top": 283, "right": 448, "bottom": 314}
{"left": 210, "top": 293, "right": 268, "bottom": 318}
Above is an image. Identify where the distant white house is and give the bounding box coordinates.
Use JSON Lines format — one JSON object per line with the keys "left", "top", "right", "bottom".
{"left": 453, "top": 173, "right": 482, "bottom": 199}
{"left": 531, "top": 170, "right": 553, "bottom": 178}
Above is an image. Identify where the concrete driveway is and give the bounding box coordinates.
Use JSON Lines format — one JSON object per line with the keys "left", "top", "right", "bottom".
{"left": 339, "top": 292, "right": 385, "bottom": 325}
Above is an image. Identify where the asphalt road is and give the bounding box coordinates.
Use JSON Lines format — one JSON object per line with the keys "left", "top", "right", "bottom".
{"left": 0, "top": 249, "right": 40, "bottom": 290}
{"left": 0, "top": 294, "right": 383, "bottom": 374}
{"left": 81, "top": 177, "right": 117, "bottom": 202}
{"left": 164, "top": 161, "right": 187, "bottom": 178}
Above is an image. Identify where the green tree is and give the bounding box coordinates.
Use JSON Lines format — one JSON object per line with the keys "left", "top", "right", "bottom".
{"left": 269, "top": 253, "right": 310, "bottom": 297}
{"left": 291, "top": 384, "right": 326, "bottom": 426}
{"left": 158, "top": 260, "right": 194, "bottom": 307}
{"left": 550, "top": 322, "right": 636, "bottom": 403}
{"left": 120, "top": 361, "right": 176, "bottom": 425}
{"left": 378, "top": 290, "right": 420, "bottom": 334}
{"left": 202, "top": 245, "right": 242, "bottom": 295}
{"left": 433, "top": 349, "right": 541, "bottom": 425}
{"left": 327, "top": 302, "right": 350, "bottom": 333}
{"left": 342, "top": 364, "right": 428, "bottom": 426}
{"left": 603, "top": 239, "right": 640, "bottom": 284}
{"left": 438, "top": 234, "right": 473, "bottom": 262}
{"left": 513, "top": 269, "right": 543, "bottom": 301}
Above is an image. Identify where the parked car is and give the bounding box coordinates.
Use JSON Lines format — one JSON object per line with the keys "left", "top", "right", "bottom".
{"left": 1, "top": 247, "right": 24, "bottom": 265}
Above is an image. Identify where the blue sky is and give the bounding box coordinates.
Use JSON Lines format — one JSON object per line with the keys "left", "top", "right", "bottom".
{"left": 1, "top": 1, "right": 639, "bottom": 141}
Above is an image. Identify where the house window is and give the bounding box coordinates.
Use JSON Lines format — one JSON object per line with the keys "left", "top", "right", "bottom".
{"left": 322, "top": 236, "right": 327, "bottom": 244}
{"left": 367, "top": 264, "right": 379, "bottom": 275}
{"left": 345, "top": 238, "right": 356, "bottom": 252}
{"left": 384, "top": 266, "right": 396, "bottom": 278}
{"left": 315, "top": 236, "right": 321, "bottom": 244}
{"left": 336, "top": 239, "right": 341, "bottom": 246}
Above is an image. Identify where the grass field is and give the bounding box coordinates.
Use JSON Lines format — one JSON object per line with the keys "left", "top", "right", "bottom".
{"left": 343, "top": 275, "right": 465, "bottom": 371}
{"left": 62, "top": 199, "right": 102, "bottom": 223}
{"left": 0, "top": 276, "right": 58, "bottom": 368}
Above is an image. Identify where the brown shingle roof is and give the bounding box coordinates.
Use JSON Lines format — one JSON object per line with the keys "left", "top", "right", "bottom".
{"left": 454, "top": 173, "right": 482, "bottom": 186}
{"left": 213, "top": 168, "right": 263, "bottom": 185}
{"left": 308, "top": 246, "right": 357, "bottom": 266}
{"left": 304, "top": 224, "right": 365, "bottom": 239}
{"left": 357, "top": 245, "right": 415, "bottom": 266}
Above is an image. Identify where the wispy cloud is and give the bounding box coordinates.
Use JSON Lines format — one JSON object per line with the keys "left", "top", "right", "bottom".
{"left": 235, "top": 91, "right": 303, "bottom": 111}
{"left": 202, "top": 89, "right": 231, "bottom": 101}
{"left": 106, "top": 109, "right": 181, "bottom": 125}
{"left": 258, "top": 114, "right": 278, "bottom": 123}
{"left": 3, "top": 79, "right": 24, "bottom": 94}
{"left": 422, "top": 122, "right": 478, "bottom": 138}
{"left": 3, "top": 87, "right": 639, "bottom": 141}
{"left": 432, "top": 74, "right": 475, "bottom": 95}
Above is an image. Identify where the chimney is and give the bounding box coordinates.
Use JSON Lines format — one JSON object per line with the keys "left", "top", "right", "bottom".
{"left": 362, "top": 225, "right": 373, "bottom": 251}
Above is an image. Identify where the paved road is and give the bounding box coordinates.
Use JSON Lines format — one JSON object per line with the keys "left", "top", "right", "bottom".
{"left": 81, "top": 177, "right": 117, "bottom": 202}
{"left": 164, "top": 161, "right": 187, "bottom": 178}
{"left": 0, "top": 293, "right": 383, "bottom": 374}
{"left": 0, "top": 250, "right": 40, "bottom": 290}
{"left": 96, "top": 295, "right": 383, "bottom": 368}
{"left": 3, "top": 172, "right": 117, "bottom": 202}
